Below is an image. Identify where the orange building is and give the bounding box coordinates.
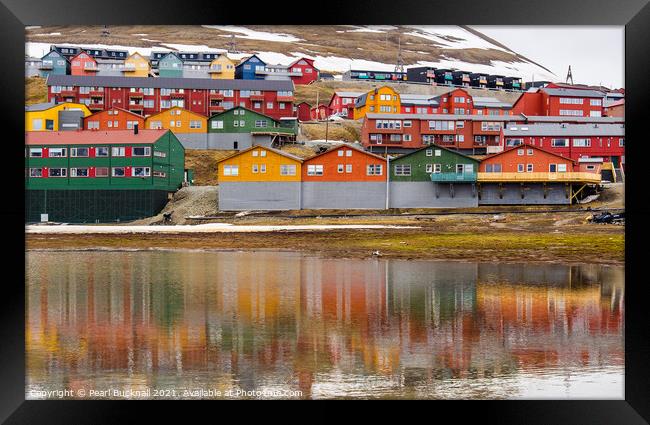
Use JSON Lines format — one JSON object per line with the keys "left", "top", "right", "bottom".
{"left": 84, "top": 107, "right": 145, "bottom": 131}
{"left": 479, "top": 144, "right": 575, "bottom": 174}
{"left": 70, "top": 51, "right": 99, "bottom": 76}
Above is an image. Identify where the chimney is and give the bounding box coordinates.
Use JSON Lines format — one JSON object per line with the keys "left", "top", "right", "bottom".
{"left": 134, "top": 123, "right": 139, "bottom": 135}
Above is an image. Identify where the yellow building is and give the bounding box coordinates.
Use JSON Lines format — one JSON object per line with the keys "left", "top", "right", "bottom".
{"left": 353, "top": 86, "right": 401, "bottom": 120}
{"left": 208, "top": 55, "right": 236, "bottom": 80}
{"left": 144, "top": 107, "right": 207, "bottom": 133}
{"left": 25, "top": 102, "right": 91, "bottom": 131}
{"left": 122, "top": 52, "right": 151, "bottom": 78}
{"left": 217, "top": 146, "right": 303, "bottom": 183}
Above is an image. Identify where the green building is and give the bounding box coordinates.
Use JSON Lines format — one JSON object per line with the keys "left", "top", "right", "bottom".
{"left": 157, "top": 52, "right": 183, "bottom": 78}
{"left": 25, "top": 129, "right": 185, "bottom": 222}
{"left": 388, "top": 145, "right": 479, "bottom": 208}
{"left": 206, "top": 106, "right": 296, "bottom": 150}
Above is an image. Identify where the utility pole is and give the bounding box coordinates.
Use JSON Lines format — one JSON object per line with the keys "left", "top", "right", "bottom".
{"left": 394, "top": 35, "right": 404, "bottom": 73}
{"left": 566, "top": 65, "right": 574, "bottom": 85}
{"left": 226, "top": 34, "right": 238, "bottom": 54}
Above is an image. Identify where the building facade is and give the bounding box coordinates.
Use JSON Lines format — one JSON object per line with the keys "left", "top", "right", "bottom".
{"left": 217, "top": 146, "right": 303, "bottom": 210}
{"left": 122, "top": 53, "right": 151, "bottom": 78}
{"left": 353, "top": 86, "right": 401, "bottom": 120}
{"left": 26, "top": 102, "right": 92, "bottom": 131}
{"left": 25, "top": 129, "right": 185, "bottom": 222}
{"left": 84, "top": 107, "right": 145, "bottom": 131}
{"left": 301, "top": 145, "right": 387, "bottom": 209}
{"left": 39, "top": 50, "right": 69, "bottom": 78}
{"left": 144, "top": 106, "right": 208, "bottom": 148}
{"left": 235, "top": 55, "right": 267, "bottom": 80}
{"left": 512, "top": 87, "right": 605, "bottom": 117}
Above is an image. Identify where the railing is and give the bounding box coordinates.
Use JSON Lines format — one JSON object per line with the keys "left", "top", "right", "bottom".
{"left": 477, "top": 172, "right": 601, "bottom": 184}
{"left": 89, "top": 90, "right": 104, "bottom": 97}
{"left": 277, "top": 96, "right": 295, "bottom": 102}
{"left": 60, "top": 90, "right": 76, "bottom": 97}
{"left": 208, "top": 67, "right": 222, "bottom": 73}
{"left": 430, "top": 172, "right": 477, "bottom": 182}
{"left": 84, "top": 64, "right": 99, "bottom": 71}
{"left": 129, "top": 92, "right": 144, "bottom": 98}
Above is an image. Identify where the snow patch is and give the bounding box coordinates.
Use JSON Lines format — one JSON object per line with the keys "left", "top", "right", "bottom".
{"left": 405, "top": 26, "right": 509, "bottom": 52}
{"left": 33, "top": 32, "right": 61, "bottom": 37}
{"left": 202, "top": 25, "right": 301, "bottom": 42}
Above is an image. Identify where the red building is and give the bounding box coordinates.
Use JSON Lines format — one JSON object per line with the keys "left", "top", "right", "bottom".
{"left": 328, "top": 91, "right": 364, "bottom": 118}
{"left": 500, "top": 122, "right": 625, "bottom": 168}
{"left": 46, "top": 75, "right": 296, "bottom": 120}
{"left": 70, "top": 52, "right": 99, "bottom": 76}
{"left": 287, "top": 58, "right": 319, "bottom": 85}
{"left": 479, "top": 144, "right": 576, "bottom": 173}
{"left": 310, "top": 104, "right": 331, "bottom": 121}
{"left": 604, "top": 99, "right": 624, "bottom": 117}
{"left": 512, "top": 87, "right": 605, "bottom": 117}
{"left": 294, "top": 102, "right": 312, "bottom": 122}
{"left": 83, "top": 107, "right": 145, "bottom": 130}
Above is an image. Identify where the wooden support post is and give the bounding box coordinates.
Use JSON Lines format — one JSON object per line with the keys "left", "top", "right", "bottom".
{"left": 450, "top": 183, "right": 455, "bottom": 198}
{"left": 571, "top": 184, "right": 587, "bottom": 202}
{"left": 498, "top": 183, "right": 503, "bottom": 199}
{"left": 435, "top": 183, "right": 440, "bottom": 199}
{"left": 520, "top": 183, "right": 525, "bottom": 199}
{"left": 543, "top": 182, "right": 548, "bottom": 199}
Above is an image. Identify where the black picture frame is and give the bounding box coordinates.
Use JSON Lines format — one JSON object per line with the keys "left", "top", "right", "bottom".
{"left": 2, "top": 0, "right": 649, "bottom": 422}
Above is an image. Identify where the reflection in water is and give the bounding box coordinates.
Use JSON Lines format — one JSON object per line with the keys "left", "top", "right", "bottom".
{"left": 26, "top": 251, "right": 624, "bottom": 399}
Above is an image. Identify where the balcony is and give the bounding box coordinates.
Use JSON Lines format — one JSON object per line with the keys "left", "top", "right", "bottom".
{"left": 83, "top": 64, "right": 99, "bottom": 72}
{"left": 250, "top": 94, "right": 265, "bottom": 101}
{"left": 208, "top": 92, "right": 224, "bottom": 100}
{"left": 89, "top": 90, "right": 104, "bottom": 97}
{"left": 38, "top": 62, "right": 54, "bottom": 70}
{"left": 277, "top": 96, "right": 295, "bottom": 103}
{"left": 129, "top": 92, "right": 144, "bottom": 98}
{"left": 122, "top": 64, "right": 136, "bottom": 72}
{"left": 170, "top": 91, "right": 185, "bottom": 98}
{"left": 208, "top": 67, "right": 223, "bottom": 74}
{"left": 477, "top": 172, "right": 601, "bottom": 184}
{"left": 60, "top": 90, "right": 76, "bottom": 97}
{"left": 88, "top": 102, "right": 104, "bottom": 110}
{"left": 209, "top": 105, "right": 225, "bottom": 113}
{"left": 430, "top": 172, "right": 477, "bottom": 183}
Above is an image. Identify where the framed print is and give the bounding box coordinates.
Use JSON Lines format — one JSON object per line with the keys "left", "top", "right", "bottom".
{"left": 2, "top": 0, "right": 649, "bottom": 422}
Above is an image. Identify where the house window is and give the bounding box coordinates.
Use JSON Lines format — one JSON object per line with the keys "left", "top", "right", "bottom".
{"left": 211, "top": 121, "right": 224, "bottom": 129}
{"left": 49, "top": 168, "right": 67, "bottom": 177}
{"left": 87, "top": 121, "right": 100, "bottom": 130}
{"left": 71, "top": 147, "right": 89, "bottom": 157}
{"left": 394, "top": 164, "right": 411, "bottom": 176}
{"left": 551, "top": 139, "right": 569, "bottom": 147}
{"left": 255, "top": 120, "right": 268, "bottom": 128}
{"left": 619, "top": 138, "right": 625, "bottom": 147}
{"left": 252, "top": 164, "right": 259, "bottom": 173}
{"left": 95, "top": 147, "right": 109, "bottom": 157}
{"left": 252, "top": 150, "right": 259, "bottom": 157}
{"left": 280, "top": 165, "right": 296, "bottom": 176}
{"left": 337, "top": 164, "right": 344, "bottom": 173}
{"left": 32, "top": 119, "right": 43, "bottom": 131}
{"left": 346, "top": 150, "right": 352, "bottom": 157}
{"left": 338, "top": 150, "right": 344, "bottom": 157}
{"left": 526, "top": 164, "right": 534, "bottom": 172}
{"left": 527, "top": 149, "right": 534, "bottom": 155}
{"left": 346, "top": 164, "right": 352, "bottom": 173}
{"left": 403, "top": 120, "right": 412, "bottom": 128}
{"left": 133, "top": 167, "right": 150, "bottom": 177}
{"left": 573, "top": 138, "right": 591, "bottom": 147}
{"left": 189, "top": 120, "right": 202, "bottom": 129}
{"left": 29, "top": 168, "right": 43, "bottom": 177}
{"left": 95, "top": 167, "right": 109, "bottom": 177}
{"left": 367, "top": 164, "right": 383, "bottom": 175}
{"left": 48, "top": 148, "right": 67, "bottom": 157}
{"left": 112, "top": 147, "right": 126, "bottom": 157}
{"left": 132, "top": 147, "right": 151, "bottom": 157}
{"left": 260, "top": 150, "right": 267, "bottom": 157}
{"left": 517, "top": 149, "right": 524, "bottom": 156}
{"left": 253, "top": 102, "right": 261, "bottom": 109}
{"left": 586, "top": 165, "right": 596, "bottom": 170}
{"left": 153, "top": 151, "right": 167, "bottom": 158}
{"left": 70, "top": 168, "right": 89, "bottom": 177}
{"left": 307, "top": 165, "right": 324, "bottom": 176}
{"left": 549, "top": 164, "right": 557, "bottom": 172}
{"left": 517, "top": 164, "right": 524, "bottom": 173}
{"left": 260, "top": 164, "right": 267, "bottom": 173}
{"left": 435, "top": 150, "right": 441, "bottom": 157}
{"left": 223, "top": 165, "right": 239, "bottom": 176}
{"left": 403, "top": 134, "right": 412, "bottom": 142}
{"left": 266, "top": 102, "right": 273, "bottom": 109}
{"left": 425, "top": 149, "right": 433, "bottom": 157}
{"left": 112, "top": 167, "right": 126, "bottom": 177}
{"left": 425, "top": 164, "right": 433, "bottom": 173}
{"left": 557, "top": 164, "right": 568, "bottom": 172}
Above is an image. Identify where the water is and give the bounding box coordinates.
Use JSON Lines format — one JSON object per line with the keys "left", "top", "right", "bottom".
{"left": 26, "top": 251, "right": 624, "bottom": 399}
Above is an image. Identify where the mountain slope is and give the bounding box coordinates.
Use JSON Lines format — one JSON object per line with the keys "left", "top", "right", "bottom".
{"left": 26, "top": 25, "right": 557, "bottom": 81}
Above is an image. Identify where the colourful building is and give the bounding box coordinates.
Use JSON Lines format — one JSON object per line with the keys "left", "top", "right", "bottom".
{"left": 122, "top": 52, "right": 151, "bottom": 78}
{"left": 157, "top": 52, "right": 183, "bottom": 78}
{"left": 84, "top": 107, "right": 145, "bottom": 131}
{"left": 39, "top": 50, "right": 69, "bottom": 78}
{"left": 328, "top": 91, "right": 364, "bottom": 118}
{"left": 217, "top": 145, "right": 303, "bottom": 210}
{"left": 294, "top": 102, "right": 312, "bottom": 122}
{"left": 235, "top": 55, "right": 266, "bottom": 80}
{"left": 207, "top": 106, "right": 296, "bottom": 150}
{"left": 286, "top": 58, "right": 319, "bottom": 85}
{"left": 353, "top": 86, "right": 401, "bottom": 120}
{"left": 511, "top": 86, "right": 605, "bottom": 117}
{"left": 389, "top": 145, "right": 479, "bottom": 208}
{"left": 25, "top": 129, "right": 185, "bottom": 222}
{"left": 208, "top": 55, "right": 236, "bottom": 80}
{"left": 301, "top": 145, "right": 387, "bottom": 209}
{"left": 145, "top": 107, "right": 207, "bottom": 148}
{"left": 70, "top": 51, "right": 99, "bottom": 76}
{"left": 26, "top": 102, "right": 91, "bottom": 132}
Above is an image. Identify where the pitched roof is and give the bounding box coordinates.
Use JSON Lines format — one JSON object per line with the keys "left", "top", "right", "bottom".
{"left": 472, "top": 97, "right": 512, "bottom": 108}
{"left": 25, "top": 102, "right": 89, "bottom": 113}
{"left": 46, "top": 75, "right": 294, "bottom": 91}
{"left": 541, "top": 87, "right": 605, "bottom": 98}
{"left": 390, "top": 144, "right": 480, "bottom": 163}
{"left": 334, "top": 91, "right": 365, "bottom": 98}
{"left": 482, "top": 143, "right": 577, "bottom": 163}
{"left": 236, "top": 54, "right": 266, "bottom": 67}
{"left": 503, "top": 123, "right": 625, "bottom": 137}
{"left": 365, "top": 113, "right": 524, "bottom": 121}
{"left": 145, "top": 106, "right": 207, "bottom": 120}
{"left": 522, "top": 115, "right": 624, "bottom": 124}
{"left": 86, "top": 106, "right": 144, "bottom": 118}
{"left": 216, "top": 144, "right": 304, "bottom": 164}
{"left": 303, "top": 143, "right": 387, "bottom": 163}
{"left": 207, "top": 106, "right": 278, "bottom": 122}
{"left": 25, "top": 129, "right": 170, "bottom": 145}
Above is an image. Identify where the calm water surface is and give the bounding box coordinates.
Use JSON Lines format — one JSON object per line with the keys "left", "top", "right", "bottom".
{"left": 26, "top": 251, "right": 624, "bottom": 399}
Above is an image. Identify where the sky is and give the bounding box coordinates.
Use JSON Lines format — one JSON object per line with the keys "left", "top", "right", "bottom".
{"left": 470, "top": 26, "right": 624, "bottom": 89}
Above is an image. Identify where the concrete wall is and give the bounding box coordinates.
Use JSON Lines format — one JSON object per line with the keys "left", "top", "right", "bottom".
{"left": 176, "top": 133, "right": 209, "bottom": 149}
{"left": 478, "top": 183, "right": 570, "bottom": 205}
{"left": 203, "top": 133, "right": 273, "bottom": 150}
{"left": 219, "top": 182, "right": 301, "bottom": 211}
{"left": 389, "top": 181, "right": 478, "bottom": 208}
{"left": 58, "top": 111, "right": 85, "bottom": 131}
{"left": 301, "top": 182, "right": 387, "bottom": 209}
{"left": 183, "top": 69, "right": 210, "bottom": 79}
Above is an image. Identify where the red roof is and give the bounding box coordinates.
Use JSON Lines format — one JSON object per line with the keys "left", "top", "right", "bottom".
{"left": 607, "top": 99, "right": 625, "bottom": 108}
{"left": 25, "top": 129, "right": 169, "bottom": 145}
{"left": 86, "top": 106, "right": 145, "bottom": 119}
{"left": 483, "top": 142, "right": 576, "bottom": 164}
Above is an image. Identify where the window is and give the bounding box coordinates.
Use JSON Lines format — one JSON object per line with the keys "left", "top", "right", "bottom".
{"left": 394, "top": 164, "right": 411, "bottom": 176}
{"left": 189, "top": 120, "right": 202, "bottom": 129}
{"left": 112, "top": 167, "right": 125, "bottom": 177}
{"left": 149, "top": 121, "right": 163, "bottom": 130}
{"left": 425, "top": 164, "right": 433, "bottom": 173}
{"left": 517, "top": 164, "right": 524, "bottom": 173}
{"left": 526, "top": 164, "right": 533, "bottom": 172}
{"left": 223, "top": 165, "right": 239, "bottom": 176}
{"left": 425, "top": 149, "right": 433, "bottom": 157}
{"left": 619, "top": 138, "right": 625, "bottom": 147}
{"left": 433, "top": 164, "right": 442, "bottom": 174}
{"left": 346, "top": 164, "right": 352, "bottom": 173}
{"left": 32, "top": 119, "right": 43, "bottom": 131}
{"left": 586, "top": 165, "right": 596, "bottom": 170}
{"left": 96, "top": 147, "right": 109, "bottom": 157}
{"left": 590, "top": 99, "right": 602, "bottom": 106}
{"left": 485, "top": 164, "right": 502, "bottom": 173}
{"left": 95, "top": 167, "right": 109, "bottom": 177}
{"left": 456, "top": 121, "right": 465, "bottom": 128}
{"left": 559, "top": 109, "right": 583, "bottom": 116}
{"left": 132, "top": 147, "right": 151, "bottom": 157}
{"left": 211, "top": 120, "right": 224, "bottom": 130}
{"left": 559, "top": 97, "right": 584, "bottom": 104}
{"left": 266, "top": 102, "right": 273, "bottom": 109}
{"left": 29, "top": 168, "right": 42, "bottom": 177}
{"left": 456, "top": 135, "right": 464, "bottom": 142}
{"left": 49, "top": 168, "right": 67, "bottom": 177}
{"left": 367, "top": 164, "right": 383, "bottom": 175}
{"left": 517, "top": 149, "right": 524, "bottom": 156}
{"left": 558, "top": 164, "right": 567, "bottom": 172}
{"left": 337, "top": 164, "right": 344, "bottom": 173}
{"left": 403, "top": 120, "right": 412, "bottom": 128}
{"left": 307, "top": 165, "right": 323, "bottom": 176}
{"left": 403, "top": 134, "right": 412, "bottom": 142}
{"left": 87, "top": 121, "right": 99, "bottom": 130}
{"left": 153, "top": 170, "right": 165, "bottom": 178}
{"left": 48, "top": 148, "right": 66, "bottom": 157}
{"left": 481, "top": 122, "right": 501, "bottom": 131}
{"left": 549, "top": 164, "right": 557, "bottom": 172}
{"left": 527, "top": 149, "right": 534, "bottom": 156}
{"left": 252, "top": 164, "right": 259, "bottom": 173}
{"left": 573, "top": 138, "right": 591, "bottom": 147}
{"left": 70, "top": 168, "right": 88, "bottom": 177}
{"left": 133, "top": 167, "right": 150, "bottom": 178}
{"left": 70, "top": 147, "right": 89, "bottom": 157}
{"left": 346, "top": 150, "right": 352, "bottom": 157}
{"left": 280, "top": 165, "right": 296, "bottom": 176}
{"left": 506, "top": 139, "right": 523, "bottom": 147}
{"left": 428, "top": 121, "right": 454, "bottom": 131}
{"left": 254, "top": 120, "right": 268, "bottom": 128}
{"left": 434, "top": 150, "right": 441, "bottom": 157}
{"left": 551, "top": 139, "right": 569, "bottom": 147}
{"left": 112, "top": 147, "right": 126, "bottom": 157}
{"left": 260, "top": 164, "right": 267, "bottom": 173}
{"left": 260, "top": 151, "right": 267, "bottom": 157}
{"left": 338, "top": 150, "right": 344, "bottom": 157}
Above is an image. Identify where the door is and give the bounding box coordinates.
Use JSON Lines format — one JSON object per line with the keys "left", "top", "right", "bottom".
{"left": 549, "top": 164, "right": 557, "bottom": 172}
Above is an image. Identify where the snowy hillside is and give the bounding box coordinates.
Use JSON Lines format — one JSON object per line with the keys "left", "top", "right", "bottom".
{"left": 25, "top": 25, "right": 558, "bottom": 82}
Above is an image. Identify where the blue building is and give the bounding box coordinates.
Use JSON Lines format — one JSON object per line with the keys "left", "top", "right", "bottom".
{"left": 235, "top": 54, "right": 266, "bottom": 80}
{"left": 39, "top": 50, "right": 69, "bottom": 78}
